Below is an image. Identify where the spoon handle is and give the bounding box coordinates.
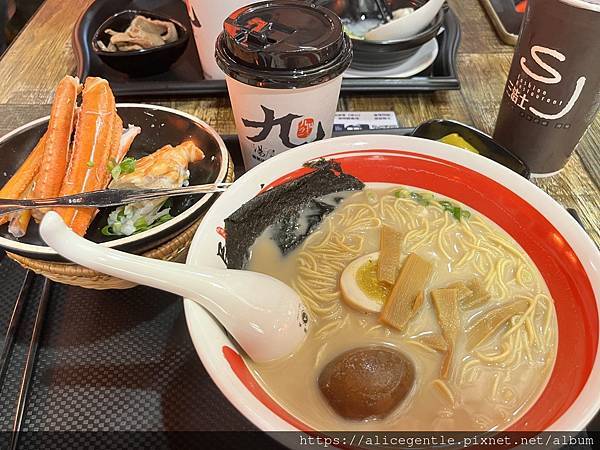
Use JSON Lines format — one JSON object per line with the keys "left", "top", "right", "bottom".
{"left": 39, "top": 212, "right": 309, "bottom": 363}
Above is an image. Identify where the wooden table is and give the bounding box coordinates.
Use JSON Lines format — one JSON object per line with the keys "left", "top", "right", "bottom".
{"left": 0, "top": 0, "right": 598, "bottom": 244}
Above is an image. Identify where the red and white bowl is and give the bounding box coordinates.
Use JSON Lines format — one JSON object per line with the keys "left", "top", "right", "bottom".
{"left": 183, "top": 135, "right": 600, "bottom": 435}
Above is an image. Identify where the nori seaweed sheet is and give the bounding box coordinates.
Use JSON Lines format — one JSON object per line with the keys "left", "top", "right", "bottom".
{"left": 224, "top": 160, "right": 364, "bottom": 269}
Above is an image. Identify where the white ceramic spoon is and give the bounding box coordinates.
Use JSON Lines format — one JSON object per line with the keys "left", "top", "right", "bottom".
{"left": 39, "top": 211, "right": 310, "bottom": 363}
{"left": 365, "top": 0, "right": 445, "bottom": 41}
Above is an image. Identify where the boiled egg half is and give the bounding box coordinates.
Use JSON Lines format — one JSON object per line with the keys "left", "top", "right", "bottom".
{"left": 340, "top": 252, "right": 391, "bottom": 313}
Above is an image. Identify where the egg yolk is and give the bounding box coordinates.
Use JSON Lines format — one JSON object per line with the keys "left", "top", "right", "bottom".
{"left": 356, "top": 259, "right": 391, "bottom": 304}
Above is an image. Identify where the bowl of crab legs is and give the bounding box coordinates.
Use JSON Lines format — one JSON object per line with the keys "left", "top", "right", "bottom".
{"left": 0, "top": 76, "right": 231, "bottom": 289}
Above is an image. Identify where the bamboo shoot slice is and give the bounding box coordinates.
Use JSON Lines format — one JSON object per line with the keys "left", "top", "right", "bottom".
{"left": 431, "top": 288, "right": 460, "bottom": 379}
{"left": 380, "top": 253, "right": 433, "bottom": 331}
{"left": 446, "top": 279, "right": 490, "bottom": 310}
{"left": 446, "top": 281, "right": 473, "bottom": 302}
{"left": 466, "top": 298, "right": 530, "bottom": 350}
{"left": 412, "top": 290, "right": 425, "bottom": 315}
{"left": 417, "top": 334, "right": 448, "bottom": 352}
{"left": 377, "top": 225, "right": 404, "bottom": 285}
{"left": 463, "top": 279, "right": 491, "bottom": 310}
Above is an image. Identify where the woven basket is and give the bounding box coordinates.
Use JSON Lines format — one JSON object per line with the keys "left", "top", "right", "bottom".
{"left": 7, "top": 153, "right": 235, "bottom": 290}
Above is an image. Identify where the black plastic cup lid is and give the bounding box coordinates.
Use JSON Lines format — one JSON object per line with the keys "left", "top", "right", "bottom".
{"left": 215, "top": 1, "right": 353, "bottom": 89}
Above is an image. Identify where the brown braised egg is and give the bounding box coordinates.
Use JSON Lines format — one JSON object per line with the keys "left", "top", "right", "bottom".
{"left": 318, "top": 346, "right": 415, "bottom": 420}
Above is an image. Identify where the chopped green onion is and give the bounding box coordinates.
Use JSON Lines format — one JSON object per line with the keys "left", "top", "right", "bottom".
{"left": 452, "top": 206, "right": 462, "bottom": 221}
{"left": 86, "top": 160, "right": 94, "bottom": 168}
{"left": 156, "top": 213, "right": 172, "bottom": 225}
{"left": 111, "top": 222, "right": 122, "bottom": 235}
{"left": 103, "top": 209, "right": 173, "bottom": 238}
{"left": 135, "top": 213, "right": 172, "bottom": 233}
{"left": 410, "top": 192, "right": 429, "bottom": 206}
{"left": 120, "top": 157, "right": 136, "bottom": 175}
{"left": 101, "top": 225, "right": 114, "bottom": 236}
{"left": 400, "top": 189, "right": 472, "bottom": 222}
{"left": 134, "top": 217, "right": 148, "bottom": 229}
{"left": 110, "top": 157, "right": 136, "bottom": 180}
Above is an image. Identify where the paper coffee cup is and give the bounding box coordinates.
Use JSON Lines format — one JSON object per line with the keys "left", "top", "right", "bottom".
{"left": 215, "top": 1, "right": 353, "bottom": 170}
{"left": 225, "top": 75, "right": 343, "bottom": 169}
{"left": 184, "top": 0, "right": 250, "bottom": 80}
{"left": 493, "top": 0, "right": 600, "bottom": 176}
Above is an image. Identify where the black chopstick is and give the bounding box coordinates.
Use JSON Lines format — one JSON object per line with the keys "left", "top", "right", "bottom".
{"left": 10, "top": 277, "right": 52, "bottom": 450}
{"left": 0, "top": 271, "right": 34, "bottom": 389}
{"left": 567, "top": 208, "right": 585, "bottom": 229}
{"left": 374, "top": 0, "right": 393, "bottom": 22}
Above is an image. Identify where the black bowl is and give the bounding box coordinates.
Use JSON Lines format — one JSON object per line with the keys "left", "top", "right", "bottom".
{"left": 320, "top": 0, "right": 445, "bottom": 71}
{"left": 92, "top": 10, "right": 189, "bottom": 77}
{"left": 0, "top": 105, "right": 229, "bottom": 261}
{"left": 411, "top": 119, "right": 531, "bottom": 179}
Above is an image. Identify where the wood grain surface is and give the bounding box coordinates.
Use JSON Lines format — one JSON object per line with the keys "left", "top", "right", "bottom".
{"left": 0, "top": 0, "right": 597, "bottom": 244}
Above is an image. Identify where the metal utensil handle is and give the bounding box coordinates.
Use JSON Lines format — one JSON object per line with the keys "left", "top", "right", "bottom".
{"left": 374, "top": 0, "right": 393, "bottom": 22}
{"left": 0, "top": 183, "right": 232, "bottom": 216}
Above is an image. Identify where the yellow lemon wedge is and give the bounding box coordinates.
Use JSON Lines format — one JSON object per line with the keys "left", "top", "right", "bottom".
{"left": 439, "top": 133, "right": 480, "bottom": 154}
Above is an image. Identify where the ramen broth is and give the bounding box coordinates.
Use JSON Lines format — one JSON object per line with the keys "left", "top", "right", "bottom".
{"left": 246, "top": 185, "right": 557, "bottom": 431}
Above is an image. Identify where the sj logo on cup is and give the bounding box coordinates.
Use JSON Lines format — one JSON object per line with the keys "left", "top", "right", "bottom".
{"left": 505, "top": 45, "right": 587, "bottom": 126}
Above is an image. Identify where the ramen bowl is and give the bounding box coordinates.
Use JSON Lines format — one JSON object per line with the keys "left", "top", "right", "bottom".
{"left": 184, "top": 135, "right": 599, "bottom": 438}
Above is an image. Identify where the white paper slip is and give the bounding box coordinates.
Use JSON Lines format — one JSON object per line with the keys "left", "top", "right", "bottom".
{"left": 333, "top": 111, "right": 399, "bottom": 132}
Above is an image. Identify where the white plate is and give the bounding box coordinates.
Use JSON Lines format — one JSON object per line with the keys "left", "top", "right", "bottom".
{"left": 344, "top": 38, "right": 439, "bottom": 79}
